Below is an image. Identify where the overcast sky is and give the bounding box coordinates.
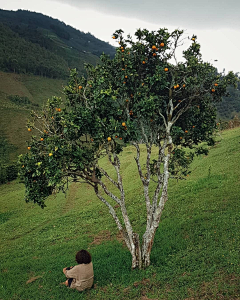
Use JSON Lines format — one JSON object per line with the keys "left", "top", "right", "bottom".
{"left": 1, "top": 0, "right": 239, "bottom": 73}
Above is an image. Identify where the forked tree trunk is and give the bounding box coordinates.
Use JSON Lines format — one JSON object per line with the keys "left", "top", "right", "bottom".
{"left": 93, "top": 133, "right": 171, "bottom": 269}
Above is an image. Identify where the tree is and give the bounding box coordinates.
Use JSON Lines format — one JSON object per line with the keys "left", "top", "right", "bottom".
{"left": 19, "top": 28, "right": 237, "bottom": 269}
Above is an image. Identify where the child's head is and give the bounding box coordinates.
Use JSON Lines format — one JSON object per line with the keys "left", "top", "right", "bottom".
{"left": 76, "top": 249, "right": 92, "bottom": 264}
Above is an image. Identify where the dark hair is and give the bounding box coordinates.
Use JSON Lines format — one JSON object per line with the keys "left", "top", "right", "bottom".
{"left": 76, "top": 250, "right": 92, "bottom": 264}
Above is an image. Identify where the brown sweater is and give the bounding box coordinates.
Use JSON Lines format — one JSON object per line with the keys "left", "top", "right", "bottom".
{"left": 64, "top": 262, "right": 94, "bottom": 292}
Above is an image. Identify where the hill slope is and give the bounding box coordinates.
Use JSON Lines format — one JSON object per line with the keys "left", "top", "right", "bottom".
{"left": 0, "top": 9, "right": 116, "bottom": 78}
{"left": 0, "top": 71, "right": 66, "bottom": 161}
{"left": 0, "top": 127, "right": 239, "bottom": 299}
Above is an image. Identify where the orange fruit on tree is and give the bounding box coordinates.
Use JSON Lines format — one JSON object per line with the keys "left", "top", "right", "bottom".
{"left": 214, "top": 83, "right": 218, "bottom": 86}
{"left": 142, "top": 83, "right": 144, "bottom": 86}
{"left": 119, "top": 137, "right": 123, "bottom": 140}
{"left": 126, "top": 99, "right": 129, "bottom": 102}
{"left": 192, "top": 125, "right": 195, "bottom": 128}
{"left": 185, "top": 130, "right": 188, "bottom": 133}
{"left": 28, "top": 128, "right": 31, "bottom": 132}
{"left": 122, "top": 49, "right": 124, "bottom": 52}
{"left": 153, "top": 53, "right": 157, "bottom": 57}
{"left": 122, "top": 122, "right": 126, "bottom": 127}
{"left": 178, "top": 100, "right": 181, "bottom": 103}
{"left": 58, "top": 108, "right": 61, "bottom": 112}
{"left": 112, "top": 36, "right": 116, "bottom": 39}
{"left": 115, "top": 135, "right": 118, "bottom": 138}
{"left": 211, "top": 89, "right": 215, "bottom": 92}
{"left": 120, "top": 46, "right": 124, "bottom": 49}
{"left": 27, "top": 146, "right": 31, "bottom": 150}
{"left": 191, "top": 37, "right": 195, "bottom": 41}
{"left": 49, "top": 153, "right": 53, "bottom": 157}
{"left": 164, "top": 68, "right": 168, "bottom": 72}
{"left": 142, "top": 61, "right": 146, "bottom": 64}
{"left": 160, "top": 42, "right": 164, "bottom": 47}
{"left": 107, "top": 137, "right": 111, "bottom": 141}
{"left": 122, "top": 68, "right": 125, "bottom": 71}
{"left": 123, "top": 82, "right": 126, "bottom": 84}
{"left": 152, "top": 45, "right": 157, "bottom": 50}
{"left": 40, "top": 138, "right": 44, "bottom": 141}
{"left": 176, "top": 84, "right": 179, "bottom": 88}
{"left": 125, "top": 75, "right": 128, "bottom": 78}
{"left": 174, "top": 86, "right": 177, "bottom": 89}
{"left": 180, "top": 137, "right": 183, "bottom": 139}
{"left": 79, "top": 85, "right": 83, "bottom": 89}
{"left": 183, "top": 84, "right": 186, "bottom": 88}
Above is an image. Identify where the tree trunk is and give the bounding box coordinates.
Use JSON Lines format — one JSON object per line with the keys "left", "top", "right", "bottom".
{"left": 131, "top": 233, "right": 142, "bottom": 269}
{"left": 130, "top": 227, "right": 158, "bottom": 269}
{"left": 141, "top": 227, "right": 158, "bottom": 268}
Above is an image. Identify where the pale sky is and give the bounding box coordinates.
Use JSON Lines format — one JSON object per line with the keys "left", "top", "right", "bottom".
{"left": 0, "top": 0, "right": 239, "bottom": 74}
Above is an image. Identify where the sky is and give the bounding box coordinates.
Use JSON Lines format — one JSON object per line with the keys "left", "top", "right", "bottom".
{"left": 0, "top": 0, "right": 239, "bottom": 74}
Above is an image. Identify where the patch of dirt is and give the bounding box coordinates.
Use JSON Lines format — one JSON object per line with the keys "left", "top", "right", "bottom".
{"left": 133, "top": 278, "right": 150, "bottom": 288}
{"left": 185, "top": 273, "right": 240, "bottom": 299}
{"left": 2, "top": 269, "right": 8, "bottom": 273}
{"left": 116, "top": 231, "right": 125, "bottom": 244}
{"left": 140, "top": 297, "right": 158, "bottom": 300}
{"left": 89, "top": 230, "right": 112, "bottom": 245}
{"left": 89, "top": 230, "right": 128, "bottom": 247}
{"left": 26, "top": 275, "right": 42, "bottom": 284}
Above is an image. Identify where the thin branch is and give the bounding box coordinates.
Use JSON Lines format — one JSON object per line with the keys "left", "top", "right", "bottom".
{"left": 97, "top": 166, "right": 119, "bottom": 189}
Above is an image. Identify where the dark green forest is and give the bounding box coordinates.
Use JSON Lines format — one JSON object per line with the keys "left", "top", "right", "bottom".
{"left": 216, "top": 83, "right": 240, "bottom": 119}
{"left": 0, "top": 9, "right": 116, "bottom": 78}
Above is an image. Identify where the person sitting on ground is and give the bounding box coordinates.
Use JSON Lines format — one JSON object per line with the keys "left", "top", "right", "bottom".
{"left": 62, "top": 249, "right": 94, "bottom": 292}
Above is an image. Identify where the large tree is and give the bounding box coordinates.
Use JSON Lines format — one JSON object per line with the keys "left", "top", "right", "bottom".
{"left": 19, "top": 28, "right": 236, "bottom": 269}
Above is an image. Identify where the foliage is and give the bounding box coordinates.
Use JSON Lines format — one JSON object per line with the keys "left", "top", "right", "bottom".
{"left": 216, "top": 78, "right": 240, "bottom": 119}
{"left": 7, "top": 95, "right": 39, "bottom": 108}
{"left": 0, "top": 134, "right": 17, "bottom": 164}
{"left": 19, "top": 28, "right": 237, "bottom": 206}
{"left": 0, "top": 163, "right": 18, "bottom": 184}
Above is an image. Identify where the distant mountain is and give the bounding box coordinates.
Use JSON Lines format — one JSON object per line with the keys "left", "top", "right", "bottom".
{"left": 0, "top": 9, "right": 116, "bottom": 78}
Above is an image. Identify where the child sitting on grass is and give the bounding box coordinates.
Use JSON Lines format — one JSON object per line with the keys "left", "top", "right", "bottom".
{"left": 62, "top": 249, "right": 94, "bottom": 292}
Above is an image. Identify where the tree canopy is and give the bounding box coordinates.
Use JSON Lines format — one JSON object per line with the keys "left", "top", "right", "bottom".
{"left": 19, "top": 28, "right": 237, "bottom": 268}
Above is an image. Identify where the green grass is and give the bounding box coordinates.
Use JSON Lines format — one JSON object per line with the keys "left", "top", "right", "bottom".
{"left": 0, "top": 128, "right": 240, "bottom": 299}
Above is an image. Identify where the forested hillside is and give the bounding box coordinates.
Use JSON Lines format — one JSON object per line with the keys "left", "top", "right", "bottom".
{"left": 216, "top": 82, "right": 240, "bottom": 120}
{"left": 0, "top": 9, "right": 116, "bottom": 78}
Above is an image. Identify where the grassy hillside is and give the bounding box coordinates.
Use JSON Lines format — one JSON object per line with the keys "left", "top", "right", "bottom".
{"left": 0, "top": 127, "right": 239, "bottom": 299}
{"left": 0, "top": 71, "right": 66, "bottom": 160}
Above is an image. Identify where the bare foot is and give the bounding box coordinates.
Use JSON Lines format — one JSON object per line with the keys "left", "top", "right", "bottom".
{"left": 60, "top": 280, "right": 68, "bottom": 286}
